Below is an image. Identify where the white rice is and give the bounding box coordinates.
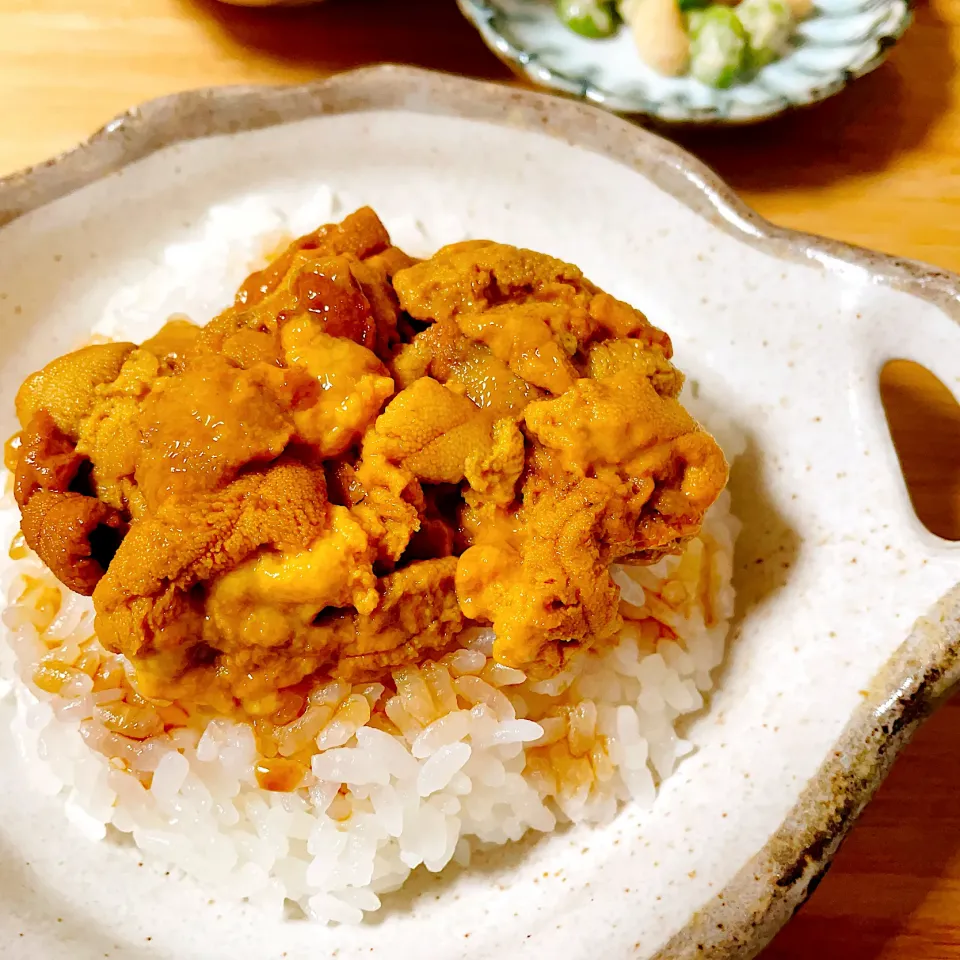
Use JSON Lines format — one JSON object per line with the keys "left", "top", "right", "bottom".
{"left": 0, "top": 188, "right": 745, "bottom": 922}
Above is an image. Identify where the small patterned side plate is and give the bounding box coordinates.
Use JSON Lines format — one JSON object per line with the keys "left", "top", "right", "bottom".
{"left": 457, "top": 0, "right": 911, "bottom": 123}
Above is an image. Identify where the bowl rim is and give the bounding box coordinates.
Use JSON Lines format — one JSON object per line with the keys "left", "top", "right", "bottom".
{"left": 455, "top": 0, "right": 914, "bottom": 125}
{"left": 1, "top": 64, "right": 958, "bottom": 959}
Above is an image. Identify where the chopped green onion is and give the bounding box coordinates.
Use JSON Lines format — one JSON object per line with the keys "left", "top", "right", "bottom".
{"left": 737, "top": 0, "right": 796, "bottom": 67}
{"left": 555, "top": 0, "right": 620, "bottom": 38}
{"left": 687, "top": 7, "right": 748, "bottom": 87}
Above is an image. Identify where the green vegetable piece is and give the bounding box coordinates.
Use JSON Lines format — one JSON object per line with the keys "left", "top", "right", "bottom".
{"left": 677, "top": 0, "right": 709, "bottom": 12}
{"left": 737, "top": 0, "right": 795, "bottom": 67}
{"left": 687, "top": 6, "right": 748, "bottom": 87}
{"left": 556, "top": 0, "right": 620, "bottom": 38}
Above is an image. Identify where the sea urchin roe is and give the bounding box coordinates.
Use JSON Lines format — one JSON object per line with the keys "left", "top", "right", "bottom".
{"left": 4, "top": 433, "right": 21, "bottom": 473}
{"left": 33, "top": 660, "right": 81, "bottom": 695}
{"left": 10, "top": 208, "right": 728, "bottom": 728}
{"left": 256, "top": 756, "right": 307, "bottom": 792}
{"left": 8, "top": 531, "right": 28, "bottom": 561}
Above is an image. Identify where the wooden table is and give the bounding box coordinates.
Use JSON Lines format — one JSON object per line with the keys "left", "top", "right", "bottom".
{"left": 2, "top": 0, "right": 959, "bottom": 955}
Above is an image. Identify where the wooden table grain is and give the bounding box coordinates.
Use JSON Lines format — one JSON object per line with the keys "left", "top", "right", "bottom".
{"left": 1, "top": 0, "right": 959, "bottom": 954}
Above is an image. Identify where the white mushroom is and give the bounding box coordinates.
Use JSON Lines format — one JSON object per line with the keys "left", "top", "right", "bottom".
{"left": 621, "top": 0, "right": 691, "bottom": 76}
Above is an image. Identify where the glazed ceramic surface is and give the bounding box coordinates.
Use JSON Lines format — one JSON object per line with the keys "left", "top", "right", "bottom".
{"left": 0, "top": 68, "right": 959, "bottom": 960}
{"left": 457, "top": 0, "right": 912, "bottom": 122}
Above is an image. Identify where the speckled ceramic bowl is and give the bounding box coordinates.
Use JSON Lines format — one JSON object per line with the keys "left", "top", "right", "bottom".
{"left": 1, "top": 66, "right": 958, "bottom": 960}
{"left": 457, "top": 0, "right": 912, "bottom": 122}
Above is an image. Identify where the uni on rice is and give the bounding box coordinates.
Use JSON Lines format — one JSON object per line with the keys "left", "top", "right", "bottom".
{"left": 1, "top": 207, "right": 741, "bottom": 923}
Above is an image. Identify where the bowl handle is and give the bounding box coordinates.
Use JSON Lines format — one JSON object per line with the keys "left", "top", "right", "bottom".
{"left": 867, "top": 302, "right": 960, "bottom": 557}
{"left": 896, "top": 311, "right": 960, "bottom": 406}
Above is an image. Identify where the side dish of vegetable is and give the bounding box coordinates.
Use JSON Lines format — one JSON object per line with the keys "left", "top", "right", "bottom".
{"left": 554, "top": 0, "right": 812, "bottom": 87}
